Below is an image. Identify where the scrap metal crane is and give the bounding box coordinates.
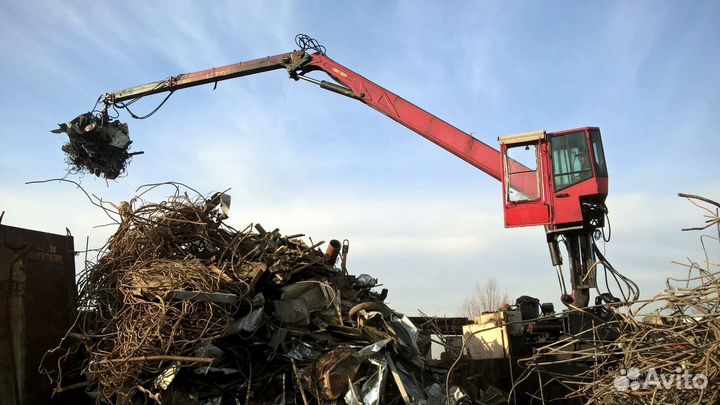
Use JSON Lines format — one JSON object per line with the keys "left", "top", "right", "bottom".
{"left": 98, "top": 35, "right": 610, "bottom": 307}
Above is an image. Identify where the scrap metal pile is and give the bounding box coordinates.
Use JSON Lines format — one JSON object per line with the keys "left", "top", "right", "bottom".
{"left": 513, "top": 193, "right": 720, "bottom": 404}
{"left": 51, "top": 112, "right": 140, "bottom": 179}
{"left": 43, "top": 185, "right": 463, "bottom": 405}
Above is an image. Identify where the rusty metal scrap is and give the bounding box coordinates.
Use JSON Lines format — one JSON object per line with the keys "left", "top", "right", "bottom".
{"left": 41, "top": 184, "right": 458, "bottom": 405}
{"left": 51, "top": 112, "right": 141, "bottom": 179}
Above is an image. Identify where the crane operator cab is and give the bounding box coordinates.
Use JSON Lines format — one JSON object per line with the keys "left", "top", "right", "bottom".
{"left": 499, "top": 127, "right": 609, "bottom": 307}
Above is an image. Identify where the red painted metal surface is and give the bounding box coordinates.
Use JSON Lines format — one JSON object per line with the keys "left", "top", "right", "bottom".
{"left": 547, "top": 128, "right": 608, "bottom": 228}
{"left": 502, "top": 139, "right": 553, "bottom": 228}
{"left": 303, "top": 54, "right": 505, "bottom": 182}
{"left": 104, "top": 49, "right": 607, "bottom": 231}
{"left": 106, "top": 50, "right": 509, "bottom": 182}
{"left": 108, "top": 52, "right": 296, "bottom": 102}
{"left": 501, "top": 127, "right": 608, "bottom": 229}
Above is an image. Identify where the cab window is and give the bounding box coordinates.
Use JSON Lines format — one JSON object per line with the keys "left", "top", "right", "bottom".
{"left": 550, "top": 131, "right": 592, "bottom": 191}
{"left": 590, "top": 129, "right": 608, "bottom": 177}
{"left": 505, "top": 143, "right": 541, "bottom": 203}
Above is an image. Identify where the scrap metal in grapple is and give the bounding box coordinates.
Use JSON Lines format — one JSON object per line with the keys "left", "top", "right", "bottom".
{"left": 51, "top": 112, "right": 141, "bottom": 179}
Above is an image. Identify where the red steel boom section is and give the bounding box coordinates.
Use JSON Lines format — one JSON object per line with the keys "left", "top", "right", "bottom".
{"left": 104, "top": 45, "right": 607, "bottom": 308}
{"left": 106, "top": 50, "right": 509, "bottom": 183}
{"left": 301, "top": 54, "right": 504, "bottom": 181}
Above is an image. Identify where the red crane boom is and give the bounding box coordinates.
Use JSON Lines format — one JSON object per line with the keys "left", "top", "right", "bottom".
{"left": 101, "top": 37, "right": 612, "bottom": 308}
{"left": 105, "top": 49, "right": 504, "bottom": 182}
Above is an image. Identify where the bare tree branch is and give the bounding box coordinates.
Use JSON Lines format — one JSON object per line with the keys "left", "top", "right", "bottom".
{"left": 461, "top": 277, "right": 509, "bottom": 319}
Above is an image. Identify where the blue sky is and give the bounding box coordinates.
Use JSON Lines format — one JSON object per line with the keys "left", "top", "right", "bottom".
{"left": 1, "top": 1, "right": 719, "bottom": 314}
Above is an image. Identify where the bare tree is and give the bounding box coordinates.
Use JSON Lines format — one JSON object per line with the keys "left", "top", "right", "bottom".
{"left": 461, "top": 278, "right": 510, "bottom": 319}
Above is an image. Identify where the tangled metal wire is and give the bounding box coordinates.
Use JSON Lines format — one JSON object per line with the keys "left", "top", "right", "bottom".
{"left": 512, "top": 193, "right": 720, "bottom": 405}
{"left": 40, "top": 183, "right": 452, "bottom": 405}
{"left": 51, "top": 112, "right": 141, "bottom": 179}
{"left": 45, "top": 185, "right": 256, "bottom": 402}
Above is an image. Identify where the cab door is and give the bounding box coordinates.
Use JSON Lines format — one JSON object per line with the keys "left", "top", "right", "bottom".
{"left": 500, "top": 131, "right": 553, "bottom": 228}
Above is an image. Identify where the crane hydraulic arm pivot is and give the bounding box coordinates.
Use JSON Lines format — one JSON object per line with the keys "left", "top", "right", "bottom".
{"left": 102, "top": 35, "right": 610, "bottom": 307}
